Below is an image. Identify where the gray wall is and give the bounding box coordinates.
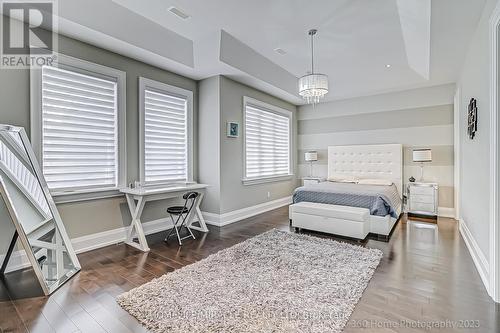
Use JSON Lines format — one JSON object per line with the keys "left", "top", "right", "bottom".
{"left": 219, "top": 76, "right": 297, "bottom": 214}
{"left": 0, "top": 193, "right": 17, "bottom": 256}
{"left": 198, "top": 76, "right": 298, "bottom": 215}
{"left": 198, "top": 76, "right": 221, "bottom": 214}
{"left": 0, "top": 169, "right": 45, "bottom": 254}
{"left": 298, "top": 84, "right": 456, "bottom": 209}
{"left": 457, "top": 0, "right": 500, "bottom": 261}
{"left": 0, "top": 32, "right": 198, "bottom": 239}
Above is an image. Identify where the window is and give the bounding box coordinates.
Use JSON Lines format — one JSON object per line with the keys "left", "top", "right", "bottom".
{"left": 243, "top": 97, "right": 292, "bottom": 185}
{"left": 31, "top": 53, "right": 126, "bottom": 199}
{"left": 139, "top": 77, "right": 193, "bottom": 185}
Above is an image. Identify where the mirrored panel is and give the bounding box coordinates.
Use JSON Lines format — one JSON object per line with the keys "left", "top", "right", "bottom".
{"left": 0, "top": 125, "right": 80, "bottom": 295}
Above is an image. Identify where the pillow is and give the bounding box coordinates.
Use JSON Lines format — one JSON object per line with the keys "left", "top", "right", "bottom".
{"left": 327, "top": 175, "right": 359, "bottom": 183}
{"left": 357, "top": 178, "right": 393, "bottom": 186}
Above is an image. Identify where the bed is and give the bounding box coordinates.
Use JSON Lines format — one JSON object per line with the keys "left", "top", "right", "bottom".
{"left": 293, "top": 182, "right": 401, "bottom": 218}
{"left": 290, "top": 144, "right": 403, "bottom": 240}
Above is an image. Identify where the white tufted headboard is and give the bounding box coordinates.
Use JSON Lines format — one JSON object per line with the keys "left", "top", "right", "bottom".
{"left": 328, "top": 144, "right": 403, "bottom": 198}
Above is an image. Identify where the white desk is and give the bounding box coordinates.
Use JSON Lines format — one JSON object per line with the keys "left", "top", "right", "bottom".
{"left": 120, "top": 183, "right": 209, "bottom": 252}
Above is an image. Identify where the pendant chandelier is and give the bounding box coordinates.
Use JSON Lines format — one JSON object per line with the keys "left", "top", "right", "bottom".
{"left": 298, "top": 29, "right": 329, "bottom": 104}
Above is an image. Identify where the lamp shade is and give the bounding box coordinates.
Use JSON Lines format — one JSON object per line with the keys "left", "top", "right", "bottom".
{"left": 304, "top": 151, "right": 318, "bottom": 162}
{"left": 298, "top": 74, "right": 329, "bottom": 104}
{"left": 413, "top": 149, "right": 432, "bottom": 162}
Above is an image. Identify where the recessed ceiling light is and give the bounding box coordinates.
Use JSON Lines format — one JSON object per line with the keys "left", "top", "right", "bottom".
{"left": 274, "top": 48, "right": 287, "bottom": 55}
{"left": 168, "top": 6, "right": 191, "bottom": 20}
{"left": 386, "top": 64, "right": 392, "bottom": 68}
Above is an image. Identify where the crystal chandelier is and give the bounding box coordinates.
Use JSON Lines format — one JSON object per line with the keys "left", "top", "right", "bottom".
{"left": 298, "top": 29, "right": 329, "bottom": 104}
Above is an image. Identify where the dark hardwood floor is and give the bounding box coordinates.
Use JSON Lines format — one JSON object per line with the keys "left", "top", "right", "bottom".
{"left": 1, "top": 207, "right": 499, "bottom": 332}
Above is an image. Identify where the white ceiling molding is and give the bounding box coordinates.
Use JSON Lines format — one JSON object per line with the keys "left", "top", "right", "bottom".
{"left": 59, "top": 0, "right": 194, "bottom": 68}
{"left": 219, "top": 30, "right": 300, "bottom": 100}
{"left": 55, "top": 17, "right": 199, "bottom": 80}
{"left": 397, "top": 0, "right": 431, "bottom": 80}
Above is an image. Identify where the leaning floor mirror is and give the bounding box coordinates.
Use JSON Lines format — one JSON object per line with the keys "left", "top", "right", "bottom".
{"left": 0, "top": 125, "right": 80, "bottom": 295}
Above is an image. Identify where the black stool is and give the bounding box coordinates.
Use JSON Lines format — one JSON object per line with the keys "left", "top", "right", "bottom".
{"left": 165, "top": 191, "right": 198, "bottom": 245}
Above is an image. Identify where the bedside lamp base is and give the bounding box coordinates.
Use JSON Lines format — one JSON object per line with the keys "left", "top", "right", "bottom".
{"left": 419, "top": 163, "right": 424, "bottom": 182}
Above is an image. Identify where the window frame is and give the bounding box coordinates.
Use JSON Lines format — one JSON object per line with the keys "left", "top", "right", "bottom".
{"left": 30, "top": 52, "right": 127, "bottom": 202}
{"left": 138, "top": 77, "right": 194, "bottom": 186}
{"left": 242, "top": 96, "right": 293, "bottom": 185}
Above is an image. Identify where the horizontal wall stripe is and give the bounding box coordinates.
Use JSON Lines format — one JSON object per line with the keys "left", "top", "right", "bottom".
{"left": 298, "top": 145, "right": 454, "bottom": 167}
{"left": 298, "top": 164, "right": 454, "bottom": 187}
{"left": 298, "top": 104, "right": 453, "bottom": 135}
{"left": 403, "top": 145, "right": 454, "bottom": 166}
{"left": 297, "top": 84, "right": 456, "bottom": 120}
{"left": 299, "top": 125, "right": 454, "bottom": 150}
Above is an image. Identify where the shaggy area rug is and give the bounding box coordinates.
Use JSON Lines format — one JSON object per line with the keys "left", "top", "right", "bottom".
{"left": 117, "top": 229, "right": 382, "bottom": 333}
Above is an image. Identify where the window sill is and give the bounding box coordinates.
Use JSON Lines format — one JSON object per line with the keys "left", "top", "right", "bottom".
{"left": 141, "top": 181, "right": 196, "bottom": 188}
{"left": 51, "top": 188, "right": 124, "bottom": 204}
{"left": 242, "top": 175, "right": 294, "bottom": 186}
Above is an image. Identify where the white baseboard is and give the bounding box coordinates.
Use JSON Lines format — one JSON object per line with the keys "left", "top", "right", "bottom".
{"left": 1, "top": 217, "right": 177, "bottom": 273}
{"left": 438, "top": 207, "right": 456, "bottom": 218}
{"left": 0, "top": 249, "right": 30, "bottom": 273}
{"left": 203, "top": 196, "right": 292, "bottom": 227}
{"left": 1, "top": 197, "right": 292, "bottom": 273}
{"left": 71, "top": 226, "right": 128, "bottom": 254}
{"left": 71, "top": 217, "right": 174, "bottom": 254}
{"left": 0, "top": 197, "right": 292, "bottom": 273}
{"left": 459, "top": 219, "right": 490, "bottom": 293}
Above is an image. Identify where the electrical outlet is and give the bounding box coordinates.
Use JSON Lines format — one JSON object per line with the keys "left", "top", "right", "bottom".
{"left": 267, "top": 191, "right": 271, "bottom": 198}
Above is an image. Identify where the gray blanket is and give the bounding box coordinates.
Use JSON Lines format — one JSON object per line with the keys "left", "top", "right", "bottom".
{"left": 293, "top": 182, "right": 401, "bottom": 218}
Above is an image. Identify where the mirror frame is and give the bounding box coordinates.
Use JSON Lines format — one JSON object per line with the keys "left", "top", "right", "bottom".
{"left": 0, "top": 124, "right": 81, "bottom": 295}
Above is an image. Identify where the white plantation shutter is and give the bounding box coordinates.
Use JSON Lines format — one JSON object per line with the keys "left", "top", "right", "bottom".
{"left": 245, "top": 102, "right": 291, "bottom": 180}
{"left": 41, "top": 65, "right": 119, "bottom": 191}
{"left": 143, "top": 88, "right": 188, "bottom": 184}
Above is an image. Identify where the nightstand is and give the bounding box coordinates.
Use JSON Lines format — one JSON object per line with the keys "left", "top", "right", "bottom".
{"left": 302, "top": 177, "right": 324, "bottom": 186}
{"left": 407, "top": 182, "right": 438, "bottom": 218}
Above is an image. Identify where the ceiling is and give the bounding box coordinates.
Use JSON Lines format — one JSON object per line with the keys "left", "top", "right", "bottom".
{"left": 53, "top": 0, "right": 486, "bottom": 104}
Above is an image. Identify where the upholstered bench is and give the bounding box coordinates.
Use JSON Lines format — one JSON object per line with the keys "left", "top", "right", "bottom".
{"left": 289, "top": 202, "right": 371, "bottom": 239}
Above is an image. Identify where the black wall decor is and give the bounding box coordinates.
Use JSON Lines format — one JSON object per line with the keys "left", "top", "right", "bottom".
{"left": 467, "top": 98, "right": 478, "bottom": 139}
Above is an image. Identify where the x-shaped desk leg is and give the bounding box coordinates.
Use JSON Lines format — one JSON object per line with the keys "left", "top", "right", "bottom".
{"left": 125, "top": 194, "right": 150, "bottom": 252}
{"left": 187, "top": 192, "right": 209, "bottom": 233}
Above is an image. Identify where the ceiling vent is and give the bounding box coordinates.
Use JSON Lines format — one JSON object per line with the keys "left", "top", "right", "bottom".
{"left": 168, "top": 6, "right": 191, "bottom": 20}
{"left": 274, "top": 48, "right": 287, "bottom": 55}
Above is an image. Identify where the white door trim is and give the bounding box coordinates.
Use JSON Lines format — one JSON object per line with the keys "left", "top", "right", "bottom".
{"left": 489, "top": 2, "right": 500, "bottom": 303}
{"left": 454, "top": 87, "right": 461, "bottom": 220}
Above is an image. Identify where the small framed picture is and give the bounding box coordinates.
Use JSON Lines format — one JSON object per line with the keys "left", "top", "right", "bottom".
{"left": 227, "top": 122, "right": 239, "bottom": 138}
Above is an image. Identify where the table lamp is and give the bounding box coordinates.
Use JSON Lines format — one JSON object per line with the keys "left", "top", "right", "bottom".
{"left": 304, "top": 151, "right": 318, "bottom": 177}
{"left": 412, "top": 149, "right": 432, "bottom": 182}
